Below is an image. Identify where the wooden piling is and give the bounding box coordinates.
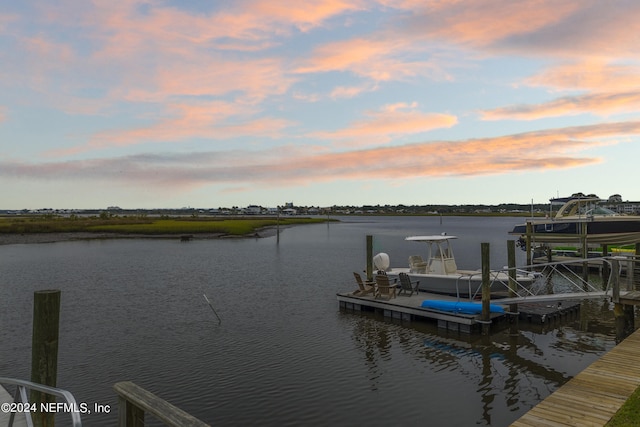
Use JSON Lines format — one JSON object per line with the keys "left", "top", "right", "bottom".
{"left": 366, "top": 235, "right": 373, "bottom": 281}
{"left": 580, "top": 223, "right": 589, "bottom": 285}
{"left": 31, "top": 289, "right": 61, "bottom": 427}
{"left": 525, "top": 222, "right": 532, "bottom": 266}
{"left": 507, "top": 240, "right": 519, "bottom": 332}
{"left": 611, "top": 258, "right": 636, "bottom": 342}
{"left": 601, "top": 244, "right": 609, "bottom": 287}
{"left": 481, "top": 242, "right": 491, "bottom": 335}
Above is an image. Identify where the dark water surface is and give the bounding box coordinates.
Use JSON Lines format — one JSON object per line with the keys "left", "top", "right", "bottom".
{"left": 0, "top": 216, "right": 617, "bottom": 426}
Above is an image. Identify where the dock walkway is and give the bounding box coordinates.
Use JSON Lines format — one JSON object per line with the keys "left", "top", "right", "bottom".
{"left": 512, "top": 326, "right": 640, "bottom": 426}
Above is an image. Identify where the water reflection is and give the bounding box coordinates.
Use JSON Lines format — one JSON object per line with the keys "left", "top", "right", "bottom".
{"left": 341, "top": 298, "right": 615, "bottom": 426}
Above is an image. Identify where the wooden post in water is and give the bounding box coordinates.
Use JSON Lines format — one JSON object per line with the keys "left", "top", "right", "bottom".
{"left": 507, "top": 240, "right": 519, "bottom": 333}
{"left": 31, "top": 289, "right": 61, "bottom": 427}
{"left": 601, "top": 244, "right": 609, "bottom": 289}
{"left": 366, "top": 235, "right": 373, "bottom": 282}
{"left": 634, "top": 243, "right": 640, "bottom": 290}
{"left": 276, "top": 207, "right": 280, "bottom": 244}
{"left": 611, "top": 257, "right": 635, "bottom": 342}
{"left": 581, "top": 223, "right": 589, "bottom": 285}
{"left": 611, "top": 258, "right": 626, "bottom": 343}
{"left": 481, "top": 243, "right": 491, "bottom": 335}
{"left": 525, "top": 222, "right": 532, "bottom": 266}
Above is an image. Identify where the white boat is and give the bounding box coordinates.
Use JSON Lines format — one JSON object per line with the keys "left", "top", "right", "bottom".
{"left": 373, "top": 235, "right": 536, "bottom": 298}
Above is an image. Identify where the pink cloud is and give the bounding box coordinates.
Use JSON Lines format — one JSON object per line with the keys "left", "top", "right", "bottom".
{"left": 8, "top": 120, "right": 638, "bottom": 190}
{"left": 295, "top": 36, "right": 447, "bottom": 82}
{"left": 405, "top": 1, "right": 579, "bottom": 50}
{"left": 526, "top": 61, "right": 640, "bottom": 93}
{"left": 481, "top": 90, "right": 640, "bottom": 121}
{"left": 396, "top": 1, "right": 640, "bottom": 61}
{"left": 47, "top": 101, "right": 294, "bottom": 156}
{"left": 330, "top": 83, "right": 379, "bottom": 99}
{"left": 310, "top": 102, "right": 458, "bottom": 145}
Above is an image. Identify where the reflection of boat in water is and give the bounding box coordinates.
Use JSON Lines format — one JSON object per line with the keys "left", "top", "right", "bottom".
{"left": 374, "top": 234, "right": 535, "bottom": 297}
{"left": 510, "top": 193, "right": 640, "bottom": 245}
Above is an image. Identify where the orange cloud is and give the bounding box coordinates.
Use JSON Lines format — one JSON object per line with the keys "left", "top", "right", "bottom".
{"left": 481, "top": 91, "right": 640, "bottom": 121}
{"left": 295, "top": 36, "right": 447, "bottom": 82}
{"left": 9, "top": 120, "right": 638, "bottom": 190}
{"left": 412, "top": 1, "right": 578, "bottom": 49}
{"left": 310, "top": 102, "right": 457, "bottom": 145}
{"left": 330, "top": 83, "right": 379, "bottom": 99}
{"left": 527, "top": 61, "right": 640, "bottom": 93}
{"left": 47, "top": 101, "right": 293, "bottom": 156}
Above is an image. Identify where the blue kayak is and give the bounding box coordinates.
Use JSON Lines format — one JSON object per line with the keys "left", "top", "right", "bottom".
{"left": 421, "top": 300, "right": 505, "bottom": 314}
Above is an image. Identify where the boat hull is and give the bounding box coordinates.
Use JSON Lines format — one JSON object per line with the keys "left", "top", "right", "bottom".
{"left": 386, "top": 268, "right": 535, "bottom": 297}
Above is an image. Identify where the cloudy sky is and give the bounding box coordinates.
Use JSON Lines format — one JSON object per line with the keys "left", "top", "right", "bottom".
{"left": 2, "top": 1, "right": 640, "bottom": 209}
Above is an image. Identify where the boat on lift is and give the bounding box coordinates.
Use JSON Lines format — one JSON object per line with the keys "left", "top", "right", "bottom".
{"left": 510, "top": 193, "right": 640, "bottom": 246}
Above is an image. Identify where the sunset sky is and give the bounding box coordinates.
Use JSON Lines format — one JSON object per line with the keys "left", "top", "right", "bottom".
{"left": 2, "top": 1, "right": 640, "bottom": 209}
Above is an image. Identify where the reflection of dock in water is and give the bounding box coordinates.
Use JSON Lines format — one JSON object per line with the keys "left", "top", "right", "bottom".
{"left": 512, "top": 326, "right": 640, "bottom": 426}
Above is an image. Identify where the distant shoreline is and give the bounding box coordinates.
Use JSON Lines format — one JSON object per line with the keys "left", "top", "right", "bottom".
{"left": 0, "top": 227, "right": 282, "bottom": 246}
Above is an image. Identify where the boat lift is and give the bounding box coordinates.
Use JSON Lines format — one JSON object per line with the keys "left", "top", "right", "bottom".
{"left": 485, "top": 255, "right": 638, "bottom": 305}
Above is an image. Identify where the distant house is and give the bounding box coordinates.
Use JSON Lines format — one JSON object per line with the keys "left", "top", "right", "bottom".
{"left": 244, "top": 205, "right": 262, "bottom": 215}
{"left": 282, "top": 208, "right": 297, "bottom": 215}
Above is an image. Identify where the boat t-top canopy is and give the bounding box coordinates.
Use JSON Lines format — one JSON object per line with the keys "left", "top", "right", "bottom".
{"left": 405, "top": 235, "right": 458, "bottom": 274}
{"left": 405, "top": 235, "right": 458, "bottom": 242}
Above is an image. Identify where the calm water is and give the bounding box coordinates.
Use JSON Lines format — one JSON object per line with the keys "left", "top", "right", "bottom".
{"left": 0, "top": 216, "right": 617, "bottom": 426}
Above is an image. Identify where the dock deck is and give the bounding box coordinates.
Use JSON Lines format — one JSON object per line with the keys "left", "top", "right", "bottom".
{"left": 512, "top": 326, "right": 640, "bottom": 426}
{"left": 337, "top": 291, "right": 507, "bottom": 333}
{"left": 338, "top": 289, "right": 584, "bottom": 332}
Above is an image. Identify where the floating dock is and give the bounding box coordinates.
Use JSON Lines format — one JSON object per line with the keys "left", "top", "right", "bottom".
{"left": 337, "top": 291, "right": 583, "bottom": 333}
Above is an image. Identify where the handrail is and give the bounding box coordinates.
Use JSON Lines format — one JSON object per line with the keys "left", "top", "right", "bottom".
{"left": 113, "top": 381, "right": 210, "bottom": 427}
{"left": 0, "top": 377, "right": 82, "bottom": 427}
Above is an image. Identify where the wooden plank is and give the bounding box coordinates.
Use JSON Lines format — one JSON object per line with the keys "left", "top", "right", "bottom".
{"left": 113, "top": 381, "right": 210, "bottom": 427}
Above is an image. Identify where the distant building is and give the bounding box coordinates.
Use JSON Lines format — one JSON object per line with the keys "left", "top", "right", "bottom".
{"left": 244, "top": 205, "right": 262, "bottom": 215}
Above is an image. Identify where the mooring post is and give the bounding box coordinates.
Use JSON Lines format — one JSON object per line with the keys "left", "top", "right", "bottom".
{"left": 507, "top": 240, "right": 519, "bottom": 332}
{"left": 366, "top": 235, "right": 373, "bottom": 281}
{"left": 611, "top": 258, "right": 626, "bottom": 342}
{"left": 581, "top": 223, "right": 589, "bottom": 285}
{"left": 601, "top": 244, "right": 609, "bottom": 287}
{"left": 611, "top": 257, "right": 635, "bottom": 342}
{"left": 31, "top": 289, "right": 61, "bottom": 427}
{"left": 481, "top": 242, "right": 491, "bottom": 335}
{"left": 525, "top": 222, "right": 532, "bottom": 266}
{"left": 634, "top": 243, "right": 640, "bottom": 290}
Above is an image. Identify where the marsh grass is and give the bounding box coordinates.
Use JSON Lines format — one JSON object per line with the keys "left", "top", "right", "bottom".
{"left": 0, "top": 216, "right": 328, "bottom": 236}
{"left": 606, "top": 386, "right": 640, "bottom": 426}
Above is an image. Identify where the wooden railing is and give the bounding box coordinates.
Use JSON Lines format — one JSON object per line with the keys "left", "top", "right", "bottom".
{"left": 113, "top": 381, "right": 210, "bottom": 427}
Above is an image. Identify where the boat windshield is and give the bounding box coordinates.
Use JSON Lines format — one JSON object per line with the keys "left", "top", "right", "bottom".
{"left": 585, "top": 206, "right": 618, "bottom": 216}
{"left": 555, "top": 198, "right": 618, "bottom": 218}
